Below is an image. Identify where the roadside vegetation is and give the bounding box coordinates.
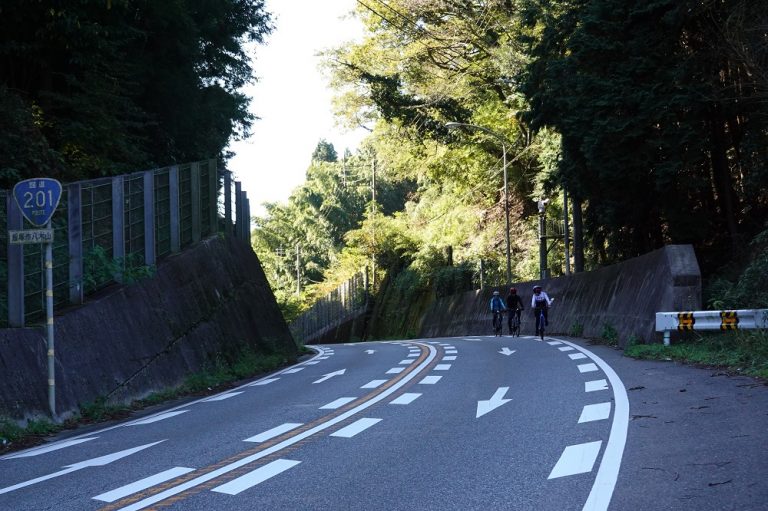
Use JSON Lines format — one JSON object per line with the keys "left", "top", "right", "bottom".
{"left": 0, "top": 346, "right": 304, "bottom": 455}
{"left": 250, "top": 1, "right": 768, "bottom": 333}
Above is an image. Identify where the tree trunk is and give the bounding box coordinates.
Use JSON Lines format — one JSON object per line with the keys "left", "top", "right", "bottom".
{"left": 572, "top": 194, "right": 584, "bottom": 272}
{"left": 708, "top": 104, "right": 739, "bottom": 252}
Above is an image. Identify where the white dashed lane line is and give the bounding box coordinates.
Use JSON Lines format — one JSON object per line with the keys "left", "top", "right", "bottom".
{"left": 390, "top": 393, "right": 421, "bottom": 405}
{"left": 330, "top": 418, "right": 382, "bottom": 438}
{"left": 94, "top": 467, "right": 196, "bottom": 502}
{"left": 320, "top": 397, "right": 357, "bottom": 410}
{"left": 211, "top": 459, "right": 301, "bottom": 496}
{"left": 548, "top": 441, "right": 603, "bottom": 479}
{"left": 547, "top": 338, "right": 629, "bottom": 511}
{"left": 585, "top": 379, "right": 609, "bottom": 392}
{"left": 244, "top": 423, "right": 303, "bottom": 443}
{"left": 361, "top": 380, "right": 387, "bottom": 389}
{"left": 578, "top": 403, "right": 612, "bottom": 423}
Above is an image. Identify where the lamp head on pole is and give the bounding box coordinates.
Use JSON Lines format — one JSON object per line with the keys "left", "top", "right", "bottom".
{"left": 537, "top": 198, "right": 549, "bottom": 214}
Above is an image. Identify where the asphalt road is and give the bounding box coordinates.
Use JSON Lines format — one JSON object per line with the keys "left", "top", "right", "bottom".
{"left": 1, "top": 335, "right": 766, "bottom": 510}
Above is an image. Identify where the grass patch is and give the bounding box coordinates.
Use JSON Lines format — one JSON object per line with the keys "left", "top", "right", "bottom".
{"left": 625, "top": 330, "right": 768, "bottom": 379}
{"left": 0, "top": 348, "right": 292, "bottom": 455}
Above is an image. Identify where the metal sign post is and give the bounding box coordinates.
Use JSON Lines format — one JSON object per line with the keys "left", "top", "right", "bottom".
{"left": 11, "top": 178, "right": 62, "bottom": 418}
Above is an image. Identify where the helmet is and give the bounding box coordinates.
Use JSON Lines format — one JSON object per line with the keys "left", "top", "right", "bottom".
{"left": 493, "top": 290, "right": 500, "bottom": 296}
{"left": 509, "top": 288, "right": 517, "bottom": 294}
{"left": 533, "top": 285, "right": 542, "bottom": 292}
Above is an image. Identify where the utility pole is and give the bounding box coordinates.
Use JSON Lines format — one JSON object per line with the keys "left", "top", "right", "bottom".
{"left": 563, "top": 189, "right": 571, "bottom": 275}
{"left": 371, "top": 157, "right": 377, "bottom": 288}
{"left": 538, "top": 199, "right": 549, "bottom": 280}
{"left": 296, "top": 243, "right": 301, "bottom": 295}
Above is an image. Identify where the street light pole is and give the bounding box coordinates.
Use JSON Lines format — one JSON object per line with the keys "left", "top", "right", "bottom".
{"left": 446, "top": 122, "right": 511, "bottom": 285}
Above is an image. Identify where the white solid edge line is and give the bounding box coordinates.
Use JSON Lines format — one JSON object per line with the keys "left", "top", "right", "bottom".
{"left": 556, "top": 338, "right": 629, "bottom": 511}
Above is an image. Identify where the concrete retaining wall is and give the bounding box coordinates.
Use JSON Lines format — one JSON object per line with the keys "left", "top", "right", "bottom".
{"left": 418, "top": 245, "right": 701, "bottom": 346}
{"left": 0, "top": 235, "right": 297, "bottom": 420}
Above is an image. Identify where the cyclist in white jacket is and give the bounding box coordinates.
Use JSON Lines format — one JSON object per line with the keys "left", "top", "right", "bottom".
{"left": 531, "top": 285, "right": 553, "bottom": 333}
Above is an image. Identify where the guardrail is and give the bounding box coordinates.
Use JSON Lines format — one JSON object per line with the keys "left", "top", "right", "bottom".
{"left": 655, "top": 309, "right": 768, "bottom": 345}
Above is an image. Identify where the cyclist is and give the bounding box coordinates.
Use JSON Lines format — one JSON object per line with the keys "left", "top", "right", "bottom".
{"left": 506, "top": 287, "right": 524, "bottom": 335}
{"left": 489, "top": 290, "right": 507, "bottom": 336}
{"left": 531, "top": 285, "right": 553, "bottom": 338}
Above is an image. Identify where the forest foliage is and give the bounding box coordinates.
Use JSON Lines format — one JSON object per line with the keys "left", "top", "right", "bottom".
{"left": 253, "top": 0, "right": 768, "bottom": 318}
{"left": 0, "top": 0, "right": 272, "bottom": 187}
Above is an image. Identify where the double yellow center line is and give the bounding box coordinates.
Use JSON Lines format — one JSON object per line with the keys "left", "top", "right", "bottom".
{"left": 100, "top": 342, "right": 440, "bottom": 511}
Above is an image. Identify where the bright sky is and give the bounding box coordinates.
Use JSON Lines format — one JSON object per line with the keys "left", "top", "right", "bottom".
{"left": 227, "top": 0, "right": 369, "bottom": 217}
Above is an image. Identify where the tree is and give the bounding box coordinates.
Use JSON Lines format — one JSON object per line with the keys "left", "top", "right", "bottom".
{"left": 0, "top": 1, "right": 273, "bottom": 183}
{"left": 312, "top": 140, "right": 338, "bottom": 162}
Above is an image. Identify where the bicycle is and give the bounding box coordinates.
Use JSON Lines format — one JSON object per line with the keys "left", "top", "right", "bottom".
{"left": 492, "top": 311, "right": 504, "bottom": 337}
{"left": 535, "top": 307, "right": 546, "bottom": 340}
{"left": 509, "top": 310, "right": 521, "bottom": 337}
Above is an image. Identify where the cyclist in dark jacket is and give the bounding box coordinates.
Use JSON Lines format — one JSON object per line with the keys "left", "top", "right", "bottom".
{"left": 506, "top": 287, "right": 524, "bottom": 334}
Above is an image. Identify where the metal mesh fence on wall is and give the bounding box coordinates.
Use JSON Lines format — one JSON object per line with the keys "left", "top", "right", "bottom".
{"left": 0, "top": 159, "right": 252, "bottom": 328}
{"left": 289, "top": 271, "right": 369, "bottom": 344}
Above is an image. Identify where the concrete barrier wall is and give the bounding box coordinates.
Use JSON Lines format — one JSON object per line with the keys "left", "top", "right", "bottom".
{"left": 418, "top": 245, "right": 701, "bottom": 345}
{"left": 0, "top": 235, "right": 297, "bottom": 420}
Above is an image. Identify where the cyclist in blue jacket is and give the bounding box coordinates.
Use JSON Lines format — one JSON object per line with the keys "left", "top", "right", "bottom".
{"left": 489, "top": 290, "right": 507, "bottom": 335}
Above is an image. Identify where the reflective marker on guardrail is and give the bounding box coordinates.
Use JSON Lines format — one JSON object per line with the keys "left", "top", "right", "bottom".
{"left": 656, "top": 309, "right": 768, "bottom": 345}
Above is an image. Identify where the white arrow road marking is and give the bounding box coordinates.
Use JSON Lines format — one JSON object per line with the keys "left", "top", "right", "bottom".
{"left": 365, "top": 350, "right": 375, "bottom": 354}
{"left": 3, "top": 437, "right": 97, "bottom": 459}
{"left": 548, "top": 441, "right": 602, "bottom": 479}
{"left": 585, "top": 379, "right": 609, "bottom": 392}
{"left": 245, "top": 423, "right": 303, "bottom": 443}
{"left": 211, "top": 459, "right": 301, "bottom": 496}
{"left": 313, "top": 369, "right": 346, "bottom": 384}
{"left": 94, "top": 467, "right": 195, "bottom": 502}
{"left": 330, "top": 418, "right": 382, "bottom": 438}
{"left": 498, "top": 347, "right": 516, "bottom": 356}
{"left": 579, "top": 403, "right": 612, "bottom": 423}
{"left": 476, "top": 387, "right": 512, "bottom": 418}
{"left": 0, "top": 441, "right": 165, "bottom": 495}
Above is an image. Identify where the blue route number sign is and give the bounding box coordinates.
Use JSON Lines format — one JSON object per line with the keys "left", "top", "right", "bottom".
{"left": 13, "top": 178, "right": 63, "bottom": 227}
